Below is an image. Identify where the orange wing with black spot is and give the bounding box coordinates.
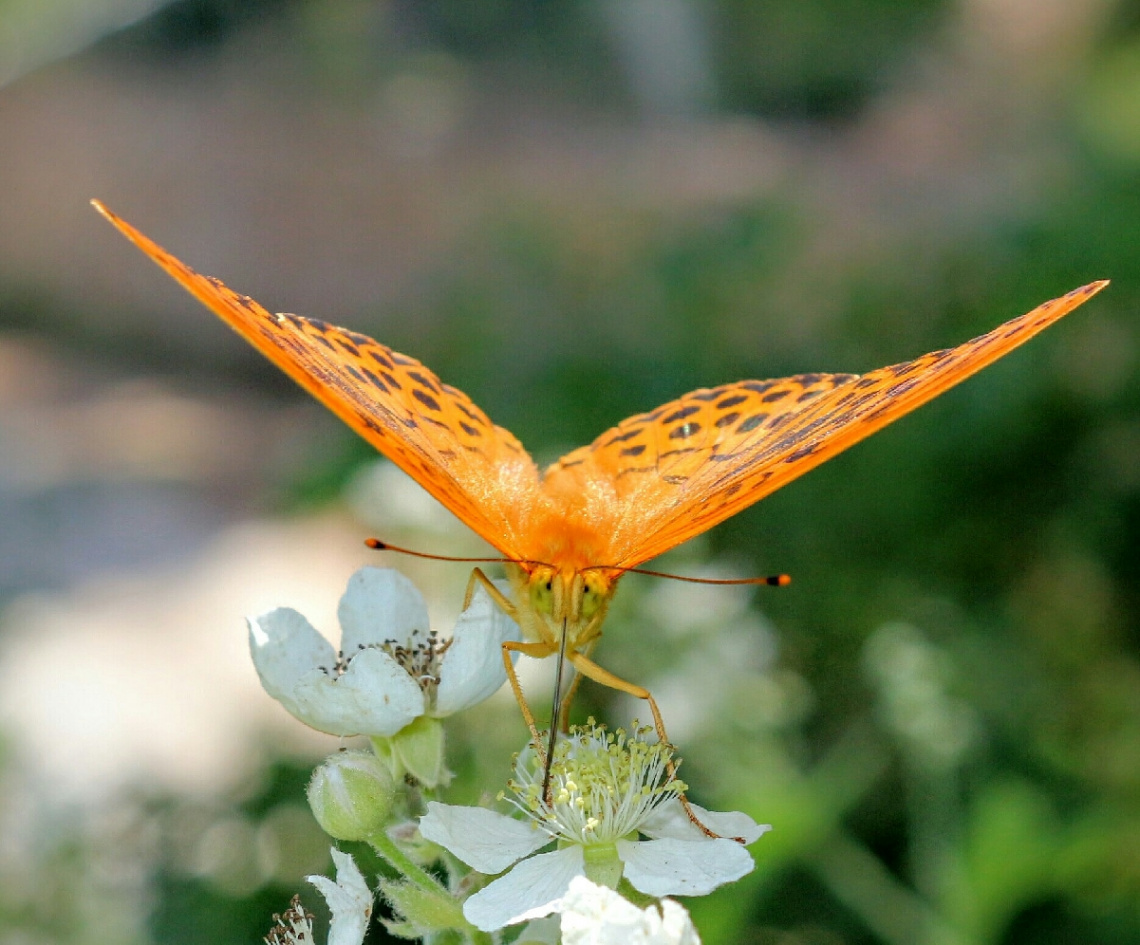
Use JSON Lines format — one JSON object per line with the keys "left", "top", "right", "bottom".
{"left": 95, "top": 201, "right": 1105, "bottom": 575}
{"left": 92, "top": 200, "right": 541, "bottom": 556}
{"left": 545, "top": 282, "right": 1108, "bottom": 568}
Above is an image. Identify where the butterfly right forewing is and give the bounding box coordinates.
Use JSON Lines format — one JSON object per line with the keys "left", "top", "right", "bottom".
{"left": 555, "top": 281, "right": 1108, "bottom": 569}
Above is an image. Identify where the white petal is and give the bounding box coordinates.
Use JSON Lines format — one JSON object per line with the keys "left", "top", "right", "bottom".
{"left": 559, "top": 878, "right": 645, "bottom": 945}
{"left": 434, "top": 580, "right": 521, "bottom": 716}
{"left": 248, "top": 608, "right": 336, "bottom": 717}
{"left": 657, "top": 900, "right": 702, "bottom": 945}
{"left": 419, "top": 801, "right": 550, "bottom": 873}
{"left": 307, "top": 849, "right": 373, "bottom": 945}
{"left": 639, "top": 800, "right": 770, "bottom": 846}
{"left": 338, "top": 568, "right": 430, "bottom": 652}
{"left": 290, "top": 648, "right": 425, "bottom": 737}
{"left": 559, "top": 876, "right": 701, "bottom": 945}
{"left": 463, "top": 846, "right": 584, "bottom": 932}
{"left": 617, "top": 838, "right": 754, "bottom": 898}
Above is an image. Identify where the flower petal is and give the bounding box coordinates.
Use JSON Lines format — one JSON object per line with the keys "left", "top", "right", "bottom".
{"left": 638, "top": 800, "right": 770, "bottom": 846}
{"left": 291, "top": 647, "right": 425, "bottom": 736}
{"left": 658, "top": 900, "right": 703, "bottom": 945}
{"left": 463, "top": 846, "right": 585, "bottom": 932}
{"left": 617, "top": 837, "right": 754, "bottom": 898}
{"left": 559, "top": 876, "right": 701, "bottom": 945}
{"left": 419, "top": 801, "right": 550, "bottom": 873}
{"left": 248, "top": 608, "right": 337, "bottom": 717}
{"left": 434, "top": 580, "right": 521, "bottom": 716}
{"left": 338, "top": 568, "right": 430, "bottom": 652}
{"left": 307, "top": 849, "right": 373, "bottom": 945}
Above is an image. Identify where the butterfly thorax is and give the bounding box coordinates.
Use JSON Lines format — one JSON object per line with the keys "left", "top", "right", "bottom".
{"left": 505, "top": 563, "right": 616, "bottom": 653}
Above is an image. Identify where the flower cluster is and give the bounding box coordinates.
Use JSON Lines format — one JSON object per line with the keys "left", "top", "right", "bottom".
{"left": 249, "top": 567, "right": 770, "bottom": 944}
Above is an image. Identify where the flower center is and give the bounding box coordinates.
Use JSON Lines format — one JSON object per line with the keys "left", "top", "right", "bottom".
{"left": 332, "top": 629, "right": 451, "bottom": 702}
{"left": 502, "top": 719, "right": 686, "bottom": 846}
{"left": 378, "top": 629, "right": 452, "bottom": 701}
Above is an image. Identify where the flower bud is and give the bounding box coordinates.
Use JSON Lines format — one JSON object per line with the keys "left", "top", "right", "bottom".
{"left": 308, "top": 750, "right": 397, "bottom": 841}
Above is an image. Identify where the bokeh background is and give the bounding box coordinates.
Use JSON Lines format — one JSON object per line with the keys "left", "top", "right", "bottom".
{"left": 2, "top": 1, "right": 1140, "bottom": 942}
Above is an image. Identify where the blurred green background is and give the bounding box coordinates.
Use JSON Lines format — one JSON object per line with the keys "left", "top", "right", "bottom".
{"left": 1, "top": 0, "right": 1139, "bottom": 942}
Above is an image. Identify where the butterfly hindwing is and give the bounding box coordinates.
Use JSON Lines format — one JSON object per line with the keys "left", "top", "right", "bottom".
{"left": 551, "top": 372, "right": 858, "bottom": 493}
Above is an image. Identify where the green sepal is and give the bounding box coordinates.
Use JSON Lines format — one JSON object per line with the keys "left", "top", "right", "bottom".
{"left": 371, "top": 735, "right": 403, "bottom": 781}
{"left": 380, "top": 877, "right": 469, "bottom": 937}
{"left": 392, "top": 715, "right": 449, "bottom": 788}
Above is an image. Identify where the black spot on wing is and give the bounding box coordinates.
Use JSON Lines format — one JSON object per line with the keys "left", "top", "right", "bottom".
{"left": 663, "top": 405, "right": 701, "bottom": 423}
{"left": 413, "top": 388, "right": 442, "bottom": 412}
{"left": 716, "top": 394, "right": 748, "bottom": 410}
{"left": 669, "top": 422, "right": 701, "bottom": 440}
{"left": 605, "top": 428, "right": 643, "bottom": 446}
{"left": 737, "top": 413, "right": 769, "bottom": 433}
{"left": 408, "top": 371, "right": 441, "bottom": 394}
{"left": 453, "top": 400, "right": 483, "bottom": 424}
{"left": 369, "top": 349, "right": 394, "bottom": 370}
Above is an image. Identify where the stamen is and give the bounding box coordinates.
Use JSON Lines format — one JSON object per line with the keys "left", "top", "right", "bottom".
{"left": 264, "top": 895, "right": 314, "bottom": 945}
{"left": 504, "top": 718, "right": 687, "bottom": 845}
{"left": 322, "top": 628, "right": 453, "bottom": 703}
{"left": 378, "top": 629, "right": 452, "bottom": 701}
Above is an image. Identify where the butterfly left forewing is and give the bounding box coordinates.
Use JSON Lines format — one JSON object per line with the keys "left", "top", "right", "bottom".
{"left": 552, "top": 281, "right": 1108, "bottom": 569}
{"left": 93, "top": 201, "right": 540, "bottom": 556}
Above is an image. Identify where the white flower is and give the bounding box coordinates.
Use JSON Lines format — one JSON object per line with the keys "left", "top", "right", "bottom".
{"left": 560, "top": 876, "right": 700, "bottom": 945}
{"left": 248, "top": 567, "right": 520, "bottom": 737}
{"left": 419, "top": 721, "right": 770, "bottom": 932}
{"left": 307, "top": 849, "right": 373, "bottom": 945}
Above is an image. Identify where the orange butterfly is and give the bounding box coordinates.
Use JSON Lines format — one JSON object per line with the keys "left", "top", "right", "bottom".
{"left": 93, "top": 199, "right": 1105, "bottom": 760}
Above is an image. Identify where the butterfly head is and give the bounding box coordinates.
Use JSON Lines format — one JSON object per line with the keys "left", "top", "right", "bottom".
{"left": 509, "top": 564, "right": 616, "bottom": 649}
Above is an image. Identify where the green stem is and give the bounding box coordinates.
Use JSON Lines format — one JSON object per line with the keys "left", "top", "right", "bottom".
{"left": 367, "top": 829, "right": 448, "bottom": 895}
{"left": 469, "top": 930, "right": 494, "bottom": 945}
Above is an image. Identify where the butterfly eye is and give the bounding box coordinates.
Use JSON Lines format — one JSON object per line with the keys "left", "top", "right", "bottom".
{"left": 530, "top": 576, "right": 555, "bottom": 615}
{"left": 580, "top": 587, "right": 602, "bottom": 619}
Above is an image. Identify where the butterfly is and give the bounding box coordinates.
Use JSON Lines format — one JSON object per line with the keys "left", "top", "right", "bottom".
{"left": 93, "top": 200, "right": 1105, "bottom": 778}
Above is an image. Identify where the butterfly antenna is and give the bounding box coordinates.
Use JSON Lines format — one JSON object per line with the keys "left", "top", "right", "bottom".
{"left": 365, "top": 538, "right": 550, "bottom": 569}
{"left": 583, "top": 563, "right": 790, "bottom": 587}
{"left": 541, "top": 618, "right": 570, "bottom": 806}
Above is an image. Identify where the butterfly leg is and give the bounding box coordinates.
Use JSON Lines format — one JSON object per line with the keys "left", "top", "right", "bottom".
{"left": 463, "top": 567, "right": 519, "bottom": 617}
{"left": 555, "top": 639, "right": 597, "bottom": 732}
{"left": 565, "top": 651, "right": 744, "bottom": 843}
{"left": 501, "top": 638, "right": 558, "bottom": 760}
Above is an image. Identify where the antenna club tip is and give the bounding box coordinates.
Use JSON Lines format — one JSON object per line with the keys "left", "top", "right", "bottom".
{"left": 364, "top": 538, "right": 386, "bottom": 550}
{"left": 770, "top": 574, "right": 792, "bottom": 587}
